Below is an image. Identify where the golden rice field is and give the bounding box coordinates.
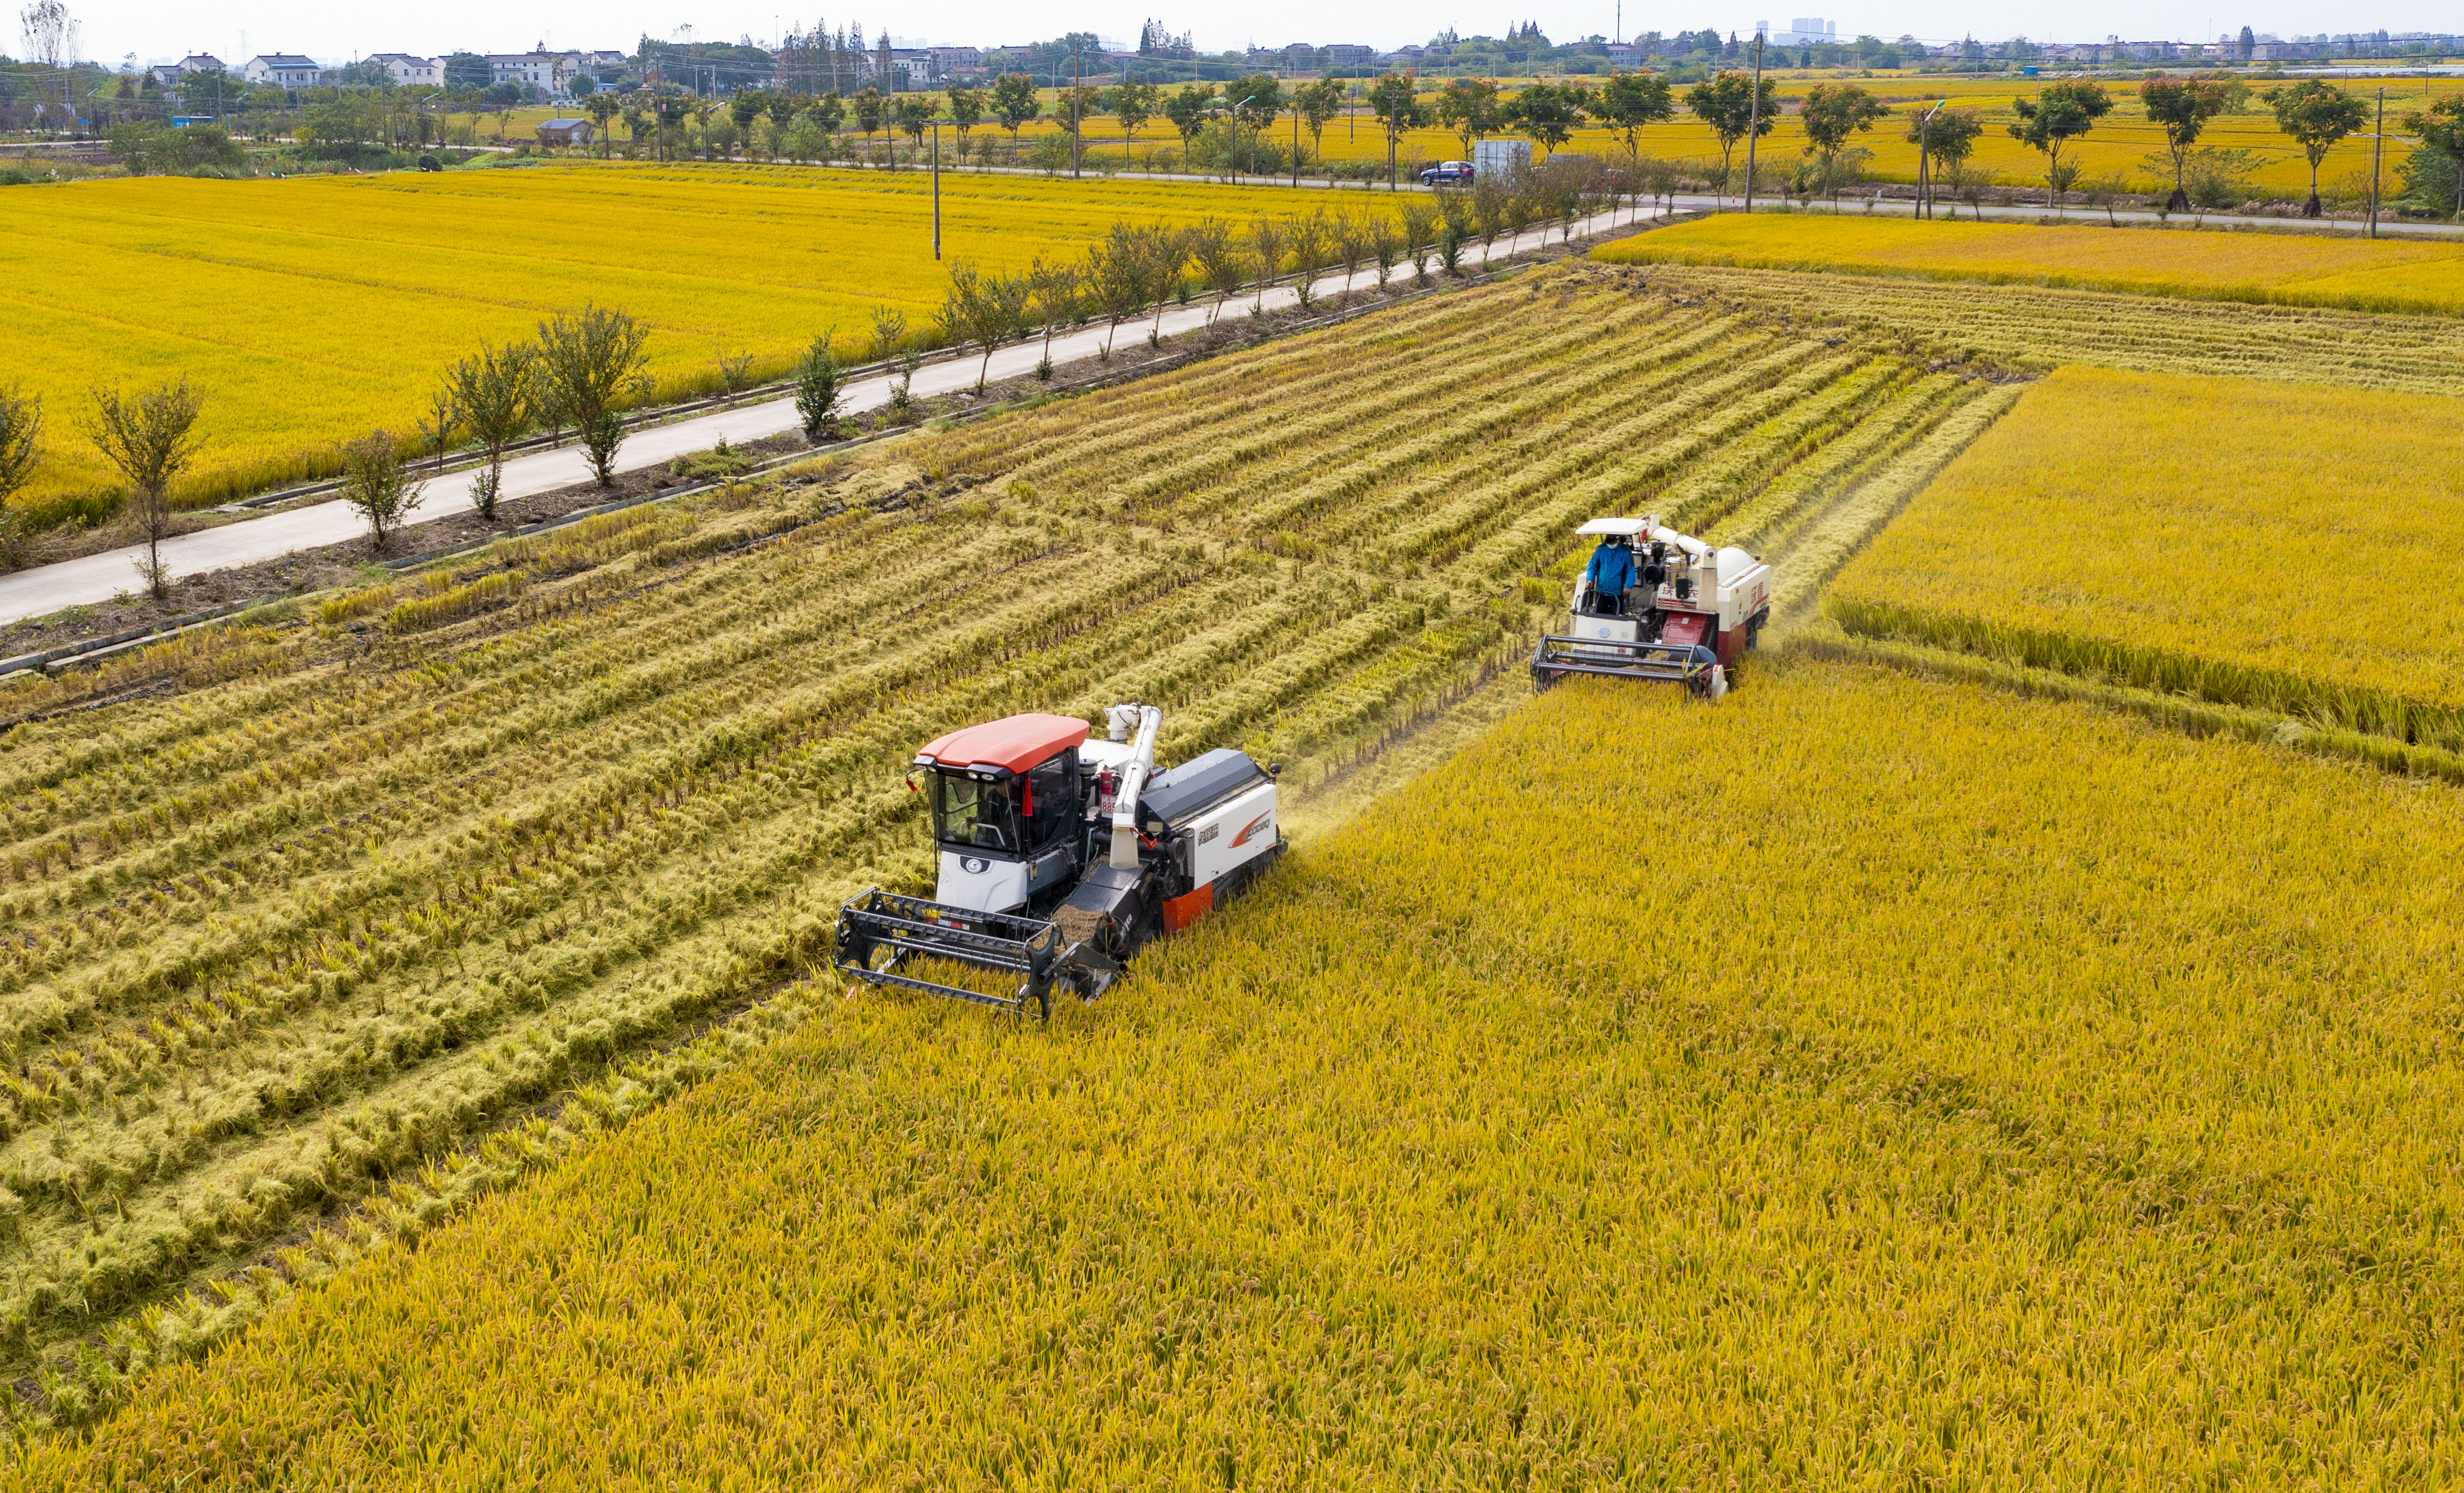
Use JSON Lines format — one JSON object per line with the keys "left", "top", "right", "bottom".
{"left": 0, "top": 163, "right": 1369, "bottom": 513}
{"left": 23, "top": 661, "right": 2464, "bottom": 1485}
{"left": 1642, "top": 260, "right": 2464, "bottom": 392}
{"left": 1596, "top": 211, "right": 2464, "bottom": 315}
{"left": 0, "top": 261, "right": 2000, "bottom": 1431}
{"left": 1826, "top": 362, "right": 2464, "bottom": 749}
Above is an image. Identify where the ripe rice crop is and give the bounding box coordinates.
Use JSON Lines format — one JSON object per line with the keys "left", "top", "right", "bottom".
{"left": 0, "top": 163, "right": 1366, "bottom": 514}
{"left": 0, "top": 260, "right": 2002, "bottom": 1427}
{"left": 27, "top": 661, "right": 2464, "bottom": 1485}
{"left": 1596, "top": 212, "right": 2464, "bottom": 316}
{"left": 1827, "top": 363, "right": 2464, "bottom": 746}
{"left": 1642, "top": 262, "right": 2464, "bottom": 395}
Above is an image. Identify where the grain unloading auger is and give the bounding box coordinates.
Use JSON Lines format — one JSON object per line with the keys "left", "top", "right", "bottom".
{"left": 835, "top": 704, "right": 1286, "bottom": 1020}
{"left": 1532, "top": 516, "right": 1771, "bottom": 697}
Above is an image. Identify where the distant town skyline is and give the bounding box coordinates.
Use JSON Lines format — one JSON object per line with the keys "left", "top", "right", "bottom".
{"left": 46, "top": 0, "right": 2464, "bottom": 71}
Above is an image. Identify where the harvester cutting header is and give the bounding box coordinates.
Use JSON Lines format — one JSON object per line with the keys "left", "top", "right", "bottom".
{"left": 836, "top": 703, "right": 1284, "bottom": 1019}
{"left": 1532, "top": 516, "right": 1771, "bottom": 696}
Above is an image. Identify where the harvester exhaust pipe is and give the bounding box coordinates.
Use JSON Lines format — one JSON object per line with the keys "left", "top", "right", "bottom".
{"left": 1106, "top": 704, "right": 1161, "bottom": 869}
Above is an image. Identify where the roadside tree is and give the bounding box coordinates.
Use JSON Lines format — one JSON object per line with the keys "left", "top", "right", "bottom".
{"left": 2264, "top": 79, "right": 2368, "bottom": 217}
{"left": 991, "top": 73, "right": 1041, "bottom": 156}
{"left": 1799, "top": 83, "right": 1887, "bottom": 210}
{"left": 945, "top": 82, "right": 983, "bottom": 153}
{"left": 1248, "top": 214, "right": 1285, "bottom": 307}
{"left": 1164, "top": 83, "right": 1216, "bottom": 167}
{"left": 1366, "top": 71, "right": 1427, "bottom": 187}
{"left": 1436, "top": 76, "right": 1502, "bottom": 157}
{"left": 2402, "top": 97, "right": 2464, "bottom": 220}
{"left": 1505, "top": 80, "right": 1589, "bottom": 159}
{"left": 536, "top": 305, "right": 651, "bottom": 486}
{"left": 1594, "top": 70, "right": 1675, "bottom": 190}
{"left": 794, "top": 333, "right": 844, "bottom": 440}
{"left": 2009, "top": 80, "right": 2112, "bottom": 209}
{"left": 83, "top": 378, "right": 204, "bottom": 599}
{"left": 1292, "top": 79, "right": 1345, "bottom": 169}
{"left": 851, "top": 85, "right": 887, "bottom": 155}
{"left": 443, "top": 342, "right": 536, "bottom": 519}
{"left": 1025, "top": 257, "right": 1084, "bottom": 371}
{"left": 1907, "top": 105, "right": 1982, "bottom": 216}
{"left": 0, "top": 384, "right": 38, "bottom": 562}
{"left": 1686, "top": 70, "right": 1777, "bottom": 199}
{"left": 1111, "top": 80, "right": 1158, "bottom": 165}
{"left": 2140, "top": 73, "right": 2233, "bottom": 211}
{"left": 339, "top": 432, "right": 423, "bottom": 553}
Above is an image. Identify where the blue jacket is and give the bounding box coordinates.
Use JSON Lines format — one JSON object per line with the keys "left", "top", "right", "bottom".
{"left": 1585, "top": 540, "right": 1636, "bottom": 597}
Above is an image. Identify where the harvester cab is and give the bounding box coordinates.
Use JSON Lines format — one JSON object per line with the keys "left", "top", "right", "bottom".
{"left": 835, "top": 704, "right": 1285, "bottom": 1019}
{"left": 1531, "top": 516, "right": 1771, "bottom": 697}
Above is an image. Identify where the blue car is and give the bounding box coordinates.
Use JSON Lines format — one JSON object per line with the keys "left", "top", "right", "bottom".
{"left": 1418, "top": 160, "right": 1475, "bottom": 186}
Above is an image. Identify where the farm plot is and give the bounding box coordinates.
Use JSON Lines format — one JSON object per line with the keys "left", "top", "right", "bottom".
{"left": 0, "top": 163, "right": 1362, "bottom": 514}
{"left": 1595, "top": 211, "right": 2464, "bottom": 317}
{"left": 1826, "top": 364, "right": 2464, "bottom": 749}
{"left": 0, "top": 260, "right": 2010, "bottom": 1422}
{"left": 28, "top": 663, "right": 2464, "bottom": 1487}
{"left": 1638, "top": 261, "right": 2464, "bottom": 395}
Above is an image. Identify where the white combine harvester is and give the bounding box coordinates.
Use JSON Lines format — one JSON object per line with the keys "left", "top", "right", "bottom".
{"left": 836, "top": 704, "right": 1285, "bottom": 1019}
{"left": 1531, "top": 516, "right": 1771, "bottom": 697}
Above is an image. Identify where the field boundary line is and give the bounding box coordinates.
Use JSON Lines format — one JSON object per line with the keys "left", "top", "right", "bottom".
{"left": 1793, "top": 623, "right": 2464, "bottom": 786}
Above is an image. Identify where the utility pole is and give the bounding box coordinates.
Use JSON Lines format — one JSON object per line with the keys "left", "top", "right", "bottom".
{"left": 932, "top": 121, "right": 942, "bottom": 258}
{"left": 2369, "top": 86, "right": 2385, "bottom": 239}
{"left": 1292, "top": 95, "right": 1299, "bottom": 186}
{"left": 1915, "top": 99, "right": 1944, "bottom": 219}
{"left": 1071, "top": 37, "right": 1082, "bottom": 178}
{"left": 1742, "top": 27, "right": 1764, "bottom": 214}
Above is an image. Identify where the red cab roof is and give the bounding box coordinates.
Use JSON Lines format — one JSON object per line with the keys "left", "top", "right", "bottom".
{"left": 916, "top": 712, "right": 1090, "bottom": 774}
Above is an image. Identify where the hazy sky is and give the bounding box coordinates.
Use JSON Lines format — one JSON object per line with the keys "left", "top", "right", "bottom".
{"left": 53, "top": 0, "right": 2459, "bottom": 69}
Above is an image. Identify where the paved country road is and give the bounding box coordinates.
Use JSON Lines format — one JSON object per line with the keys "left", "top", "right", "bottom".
{"left": 6, "top": 193, "right": 2448, "bottom": 631}
{"left": 0, "top": 209, "right": 1636, "bottom": 630}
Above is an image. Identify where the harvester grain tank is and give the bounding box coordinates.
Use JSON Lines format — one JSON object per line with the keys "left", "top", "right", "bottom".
{"left": 1531, "top": 516, "right": 1771, "bottom": 695}
{"left": 835, "top": 704, "right": 1285, "bottom": 1018}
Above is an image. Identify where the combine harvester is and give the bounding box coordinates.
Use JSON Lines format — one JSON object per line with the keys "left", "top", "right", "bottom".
{"left": 836, "top": 705, "right": 1285, "bottom": 1019}
{"left": 1532, "top": 516, "right": 1770, "bottom": 697}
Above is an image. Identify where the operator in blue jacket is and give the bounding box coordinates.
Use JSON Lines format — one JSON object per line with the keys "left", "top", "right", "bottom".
{"left": 1584, "top": 534, "right": 1637, "bottom": 616}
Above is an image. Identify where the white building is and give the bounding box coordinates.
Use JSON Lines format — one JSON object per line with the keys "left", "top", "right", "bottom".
{"left": 147, "top": 53, "right": 226, "bottom": 88}
{"left": 488, "top": 52, "right": 571, "bottom": 92}
{"left": 1770, "top": 17, "right": 1838, "bottom": 45}
{"left": 364, "top": 52, "right": 442, "bottom": 86}
{"left": 243, "top": 53, "right": 321, "bottom": 88}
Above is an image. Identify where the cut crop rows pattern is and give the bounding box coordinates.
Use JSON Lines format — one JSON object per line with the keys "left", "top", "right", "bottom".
{"left": 0, "top": 260, "right": 2013, "bottom": 1411}
{"left": 1641, "top": 262, "right": 2464, "bottom": 396}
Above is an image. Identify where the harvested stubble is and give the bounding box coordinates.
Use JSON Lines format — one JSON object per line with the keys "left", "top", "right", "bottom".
{"left": 1639, "top": 261, "right": 2464, "bottom": 396}
{"left": 0, "top": 260, "right": 2009, "bottom": 1430}
{"left": 1598, "top": 211, "right": 2464, "bottom": 317}
{"left": 1827, "top": 364, "right": 2464, "bottom": 747}
{"left": 26, "top": 662, "right": 2464, "bottom": 1487}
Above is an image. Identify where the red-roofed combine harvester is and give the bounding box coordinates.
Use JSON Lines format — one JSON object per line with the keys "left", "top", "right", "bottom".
{"left": 835, "top": 705, "right": 1285, "bottom": 1019}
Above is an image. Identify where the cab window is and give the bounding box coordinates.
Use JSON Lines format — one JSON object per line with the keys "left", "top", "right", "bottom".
{"left": 1023, "top": 751, "right": 1080, "bottom": 850}
{"left": 932, "top": 771, "right": 1018, "bottom": 852}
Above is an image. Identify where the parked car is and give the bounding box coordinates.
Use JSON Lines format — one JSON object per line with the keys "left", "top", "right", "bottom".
{"left": 1419, "top": 160, "right": 1475, "bottom": 186}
